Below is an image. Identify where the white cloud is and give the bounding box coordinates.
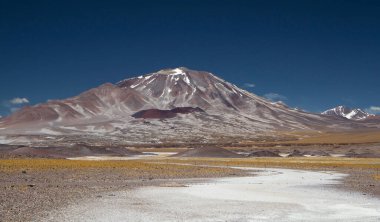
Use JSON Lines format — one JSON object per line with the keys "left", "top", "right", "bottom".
{"left": 9, "top": 97, "right": 29, "bottom": 104}
{"left": 263, "top": 93, "right": 287, "bottom": 102}
{"left": 244, "top": 83, "right": 256, "bottom": 88}
{"left": 369, "top": 106, "right": 380, "bottom": 111}
{"left": 1, "top": 97, "right": 30, "bottom": 115}
{"left": 365, "top": 106, "right": 380, "bottom": 114}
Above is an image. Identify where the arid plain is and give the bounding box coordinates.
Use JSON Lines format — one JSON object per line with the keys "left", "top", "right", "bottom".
{"left": 1, "top": 130, "right": 380, "bottom": 221}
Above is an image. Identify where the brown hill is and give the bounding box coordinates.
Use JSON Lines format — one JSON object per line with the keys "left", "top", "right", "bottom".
{"left": 248, "top": 150, "right": 281, "bottom": 157}
{"left": 172, "top": 147, "right": 242, "bottom": 158}
{"left": 345, "top": 150, "right": 380, "bottom": 158}
{"left": 1, "top": 144, "right": 142, "bottom": 158}
{"left": 288, "top": 149, "right": 304, "bottom": 157}
{"left": 301, "top": 150, "right": 330, "bottom": 157}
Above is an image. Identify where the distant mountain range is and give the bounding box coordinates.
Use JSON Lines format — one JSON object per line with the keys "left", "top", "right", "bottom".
{"left": 0, "top": 67, "right": 378, "bottom": 145}
{"left": 321, "top": 106, "right": 374, "bottom": 120}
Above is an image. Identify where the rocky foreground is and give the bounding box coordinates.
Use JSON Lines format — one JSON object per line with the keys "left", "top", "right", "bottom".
{"left": 0, "top": 159, "right": 241, "bottom": 221}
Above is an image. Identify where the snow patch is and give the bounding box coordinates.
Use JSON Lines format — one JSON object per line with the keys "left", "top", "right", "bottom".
{"left": 39, "top": 128, "right": 61, "bottom": 135}
{"left": 130, "top": 83, "right": 140, "bottom": 88}
{"left": 0, "top": 136, "right": 13, "bottom": 144}
{"left": 172, "top": 68, "right": 184, "bottom": 75}
{"left": 183, "top": 75, "right": 191, "bottom": 85}
{"left": 344, "top": 110, "right": 357, "bottom": 119}
{"left": 60, "top": 126, "right": 79, "bottom": 130}
{"left": 157, "top": 68, "right": 186, "bottom": 75}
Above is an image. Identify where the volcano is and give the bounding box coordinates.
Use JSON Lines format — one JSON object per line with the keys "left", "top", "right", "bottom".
{"left": 0, "top": 67, "right": 373, "bottom": 145}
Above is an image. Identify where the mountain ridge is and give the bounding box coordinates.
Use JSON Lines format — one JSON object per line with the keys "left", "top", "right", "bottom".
{"left": 321, "top": 105, "right": 374, "bottom": 120}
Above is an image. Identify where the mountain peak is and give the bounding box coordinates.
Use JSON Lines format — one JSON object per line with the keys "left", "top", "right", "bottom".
{"left": 116, "top": 67, "right": 250, "bottom": 111}
{"left": 322, "top": 106, "right": 374, "bottom": 120}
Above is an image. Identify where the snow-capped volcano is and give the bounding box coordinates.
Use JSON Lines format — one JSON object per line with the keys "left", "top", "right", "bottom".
{"left": 116, "top": 67, "right": 263, "bottom": 112}
{"left": 0, "top": 67, "right": 375, "bottom": 145}
{"left": 321, "top": 106, "right": 374, "bottom": 120}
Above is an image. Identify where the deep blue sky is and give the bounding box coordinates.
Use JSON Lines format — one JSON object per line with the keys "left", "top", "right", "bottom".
{"left": 1, "top": 0, "right": 380, "bottom": 116}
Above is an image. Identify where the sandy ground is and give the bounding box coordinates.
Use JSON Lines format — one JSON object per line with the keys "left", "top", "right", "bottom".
{"left": 43, "top": 167, "right": 380, "bottom": 222}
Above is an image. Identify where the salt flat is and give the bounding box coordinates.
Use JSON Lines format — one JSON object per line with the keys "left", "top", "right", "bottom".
{"left": 45, "top": 168, "right": 380, "bottom": 222}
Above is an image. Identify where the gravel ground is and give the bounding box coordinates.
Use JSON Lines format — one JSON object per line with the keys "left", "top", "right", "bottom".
{"left": 339, "top": 168, "right": 380, "bottom": 197}
{"left": 0, "top": 162, "right": 242, "bottom": 222}
{"left": 0, "top": 162, "right": 379, "bottom": 221}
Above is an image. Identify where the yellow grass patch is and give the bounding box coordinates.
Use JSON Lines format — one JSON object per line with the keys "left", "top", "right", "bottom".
{"left": 149, "top": 157, "right": 380, "bottom": 170}
{"left": 0, "top": 158, "right": 240, "bottom": 179}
